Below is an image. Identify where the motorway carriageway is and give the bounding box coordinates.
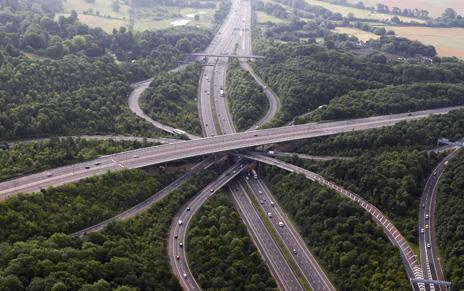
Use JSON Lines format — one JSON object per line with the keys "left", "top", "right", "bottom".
{"left": 243, "top": 153, "right": 427, "bottom": 291}
{"left": 0, "top": 106, "right": 463, "bottom": 200}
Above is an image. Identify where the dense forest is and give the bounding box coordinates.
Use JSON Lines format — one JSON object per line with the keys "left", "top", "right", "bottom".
{"left": 0, "top": 0, "right": 211, "bottom": 140}
{"left": 0, "top": 168, "right": 178, "bottom": 242}
{"left": 0, "top": 170, "right": 218, "bottom": 290}
{"left": 0, "top": 137, "right": 156, "bottom": 181}
{"left": 141, "top": 64, "right": 202, "bottom": 135}
{"left": 311, "top": 83, "right": 464, "bottom": 121}
{"left": 295, "top": 109, "right": 464, "bottom": 156}
{"left": 262, "top": 169, "right": 409, "bottom": 290}
{"left": 291, "top": 150, "right": 438, "bottom": 243}
{"left": 254, "top": 41, "right": 464, "bottom": 126}
{"left": 436, "top": 150, "right": 464, "bottom": 290}
{"left": 187, "top": 191, "right": 277, "bottom": 290}
{"left": 226, "top": 58, "right": 268, "bottom": 130}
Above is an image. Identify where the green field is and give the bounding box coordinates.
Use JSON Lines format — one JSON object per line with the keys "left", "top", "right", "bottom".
{"left": 256, "top": 11, "right": 288, "bottom": 23}
{"left": 60, "top": 0, "right": 215, "bottom": 32}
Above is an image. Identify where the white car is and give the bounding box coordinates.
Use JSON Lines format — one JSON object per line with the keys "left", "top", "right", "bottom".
{"left": 278, "top": 221, "right": 284, "bottom": 228}
{"left": 425, "top": 214, "right": 429, "bottom": 219}
{"left": 420, "top": 228, "right": 424, "bottom": 233}
{"left": 178, "top": 220, "right": 183, "bottom": 225}
{"left": 267, "top": 212, "right": 272, "bottom": 218}
{"left": 183, "top": 273, "right": 187, "bottom": 278}
{"left": 427, "top": 243, "right": 431, "bottom": 248}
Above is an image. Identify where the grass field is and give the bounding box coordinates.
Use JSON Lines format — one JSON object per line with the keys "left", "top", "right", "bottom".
{"left": 348, "top": 0, "right": 464, "bottom": 18}
{"left": 305, "top": 0, "right": 425, "bottom": 23}
{"left": 383, "top": 26, "right": 464, "bottom": 58}
{"left": 59, "top": 0, "right": 215, "bottom": 32}
{"left": 256, "top": 11, "right": 288, "bottom": 23}
{"left": 333, "top": 27, "right": 379, "bottom": 41}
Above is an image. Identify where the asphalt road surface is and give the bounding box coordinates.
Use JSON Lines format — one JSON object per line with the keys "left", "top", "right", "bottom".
{"left": 70, "top": 157, "right": 215, "bottom": 237}
{"left": 244, "top": 153, "right": 428, "bottom": 291}
{"left": 1, "top": 107, "right": 462, "bottom": 200}
{"left": 418, "top": 149, "right": 460, "bottom": 291}
{"left": 168, "top": 160, "right": 248, "bottom": 290}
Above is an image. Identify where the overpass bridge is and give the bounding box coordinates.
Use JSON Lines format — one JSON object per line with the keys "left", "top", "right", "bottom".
{"left": 0, "top": 106, "right": 462, "bottom": 199}
{"left": 188, "top": 53, "right": 265, "bottom": 59}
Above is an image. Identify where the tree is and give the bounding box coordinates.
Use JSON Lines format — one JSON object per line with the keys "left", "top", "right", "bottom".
{"left": 443, "top": 8, "right": 457, "bottom": 19}
{"left": 175, "top": 38, "right": 192, "bottom": 53}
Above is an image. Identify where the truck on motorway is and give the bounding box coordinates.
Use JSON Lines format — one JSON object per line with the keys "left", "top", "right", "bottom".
{"left": 172, "top": 128, "right": 186, "bottom": 136}
{"left": 219, "top": 88, "right": 224, "bottom": 97}
{"left": 251, "top": 169, "right": 258, "bottom": 180}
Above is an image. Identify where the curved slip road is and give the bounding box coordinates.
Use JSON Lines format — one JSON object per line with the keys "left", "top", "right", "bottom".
{"left": 128, "top": 72, "right": 200, "bottom": 140}
{"left": 70, "top": 157, "right": 215, "bottom": 237}
{"left": 243, "top": 153, "right": 427, "bottom": 291}
{"left": 418, "top": 148, "right": 461, "bottom": 291}
{"left": 168, "top": 160, "right": 248, "bottom": 290}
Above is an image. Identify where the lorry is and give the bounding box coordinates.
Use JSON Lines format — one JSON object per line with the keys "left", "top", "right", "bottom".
{"left": 172, "top": 128, "right": 186, "bottom": 136}
{"left": 251, "top": 169, "right": 258, "bottom": 180}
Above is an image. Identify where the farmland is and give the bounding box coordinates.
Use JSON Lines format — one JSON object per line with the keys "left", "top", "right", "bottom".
{"left": 304, "top": 0, "right": 425, "bottom": 23}
{"left": 383, "top": 26, "right": 464, "bottom": 58}
{"left": 58, "top": 0, "right": 215, "bottom": 32}
{"left": 348, "top": 0, "right": 464, "bottom": 18}
{"left": 333, "top": 27, "right": 380, "bottom": 41}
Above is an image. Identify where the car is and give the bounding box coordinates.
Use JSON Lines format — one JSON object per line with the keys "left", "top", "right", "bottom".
{"left": 433, "top": 171, "right": 437, "bottom": 176}
{"left": 186, "top": 207, "right": 191, "bottom": 211}
{"left": 94, "top": 162, "right": 101, "bottom": 165}
{"left": 422, "top": 203, "right": 425, "bottom": 208}
{"left": 85, "top": 166, "right": 90, "bottom": 169}
{"left": 183, "top": 273, "right": 187, "bottom": 278}
{"left": 176, "top": 255, "right": 180, "bottom": 260}
{"left": 258, "top": 190, "right": 263, "bottom": 194}
{"left": 233, "top": 170, "right": 236, "bottom": 174}
{"left": 260, "top": 200, "right": 264, "bottom": 204}
{"left": 408, "top": 113, "right": 413, "bottom": 116}
{"left": 278, "top": 221, "right": 284, "bottom": 228}
{"left": 270, "top": 201, "right": 275, "bottom": 207}
{"left": 178, "top": 220, "right": 183, "bottom": 225}
{"left": 205, "top": 124, "right": 208, "bottom": 127}
{"left": 210, "top": 133, "right": 215, "bottom": 137}
{"left": 292, "top": 249, "right": 297, "bottom": 255}
{"left": 254, "top": 133, "right": 258, "bottom": 137}
{"left": 246, "top": 176, "right": 249, "bottom": 180}
{"left": 267, "top": 212, "right": 272, "bottom": 218}
{"left": 46, "top": 172, "right": 53, "bottom": 177}
{"left": 427, "top": 243, "right": 431, "bottom": 248}
{"left": 210, "top": 188, "right": 214, "bottom": 192}
{"left": 174, "top": 234, "right": 178, "bottom": 239}
{"left": 425, "top": 224, "right": 429, "bottom": 229}
{"left": 133, "top": 155, "right": 139, "bottom": 158}
{"left": 263, "top": 85, "right": 267, "bottom": 90}
{"left": 425, "top": 214, "right": 429, "bottom": 219}
{"left": 421, "top": 228, "right": 424, "bottom": 233}
{"left": 179, "top": 242, "right": 183, "bottom": 247}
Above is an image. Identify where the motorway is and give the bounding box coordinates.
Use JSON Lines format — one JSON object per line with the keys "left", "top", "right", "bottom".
{"left": 418, "top": 149, "right": 460, "bottom": 291}
{"left": 245, "top": 175, "right": 336, "bottom": 290}
{"left": 168, "top": 160, "right": 248, "bottom": 290}
{"left": 70, "top": 157, "right": 215, "bottom": 237}
{"left": 194, "top": 0, "right": 337, "bottom": 289}
{"left": 243, "top": 153, "right": 428, "bottom": 291}
{"left": 5, "top": 135, "right": 180, "bottom": 146}
{"left": 1, "top": 107, "right": 462, "bottom": 200}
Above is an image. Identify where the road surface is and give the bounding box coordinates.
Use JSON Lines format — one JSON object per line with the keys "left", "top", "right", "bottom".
{"left": 70, "top": 157, "right": 215, "bottom": 237}
{"left": 168, "top": 160, "right": 248, "bottom": 290}
{"left": 5, "top": 135, "right": 180, "bottom": 146}
{"left": 128, "top": 71, "right": 200, "bottom": 140}
{"left": 1, "top": 107, "right": 462, "bottom": 200}
{"left": 418, "top": 149, "right": 460, "bottom": 291}
{"left": 243, "top": 153, "right": 427, "bottom": 291}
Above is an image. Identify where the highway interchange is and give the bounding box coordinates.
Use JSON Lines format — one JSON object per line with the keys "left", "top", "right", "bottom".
{"left": 1, "top": 0, "right": 461, "bottom": 289}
